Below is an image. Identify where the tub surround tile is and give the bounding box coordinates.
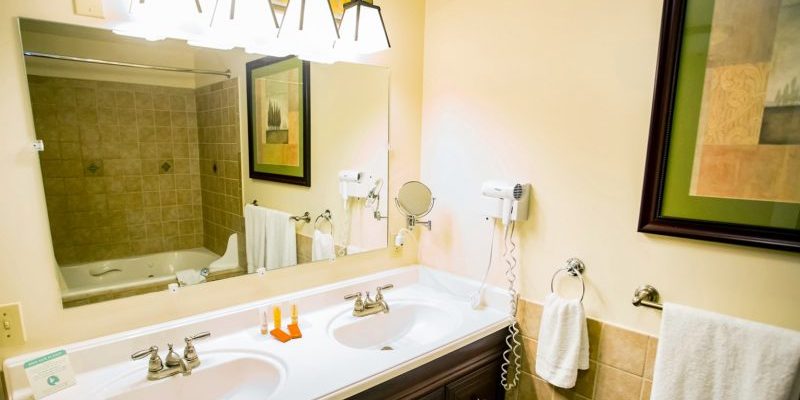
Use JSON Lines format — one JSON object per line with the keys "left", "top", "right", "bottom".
{"left": 31, "top": 76, "right": 206, "bottom": 265}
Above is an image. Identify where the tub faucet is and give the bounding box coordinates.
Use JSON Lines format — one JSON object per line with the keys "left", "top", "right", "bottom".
{"left": 131, "top": 331, "right": 210, "bottom": 381}
{"left": 344, "top": 284, "right": 393, "bottom": 317}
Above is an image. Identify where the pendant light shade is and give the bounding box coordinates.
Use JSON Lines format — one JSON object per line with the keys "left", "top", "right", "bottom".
{"left": 189, "top": 0, "right": 281, "bottom": 50}
{"left": 336, "top": 0, "right": 390, "bottom": 54}
{"left": 114, "top": 0, "right": 206, "bottom": 41}
{"left": 278, "top": 0, "right": 339, "bottom": 56}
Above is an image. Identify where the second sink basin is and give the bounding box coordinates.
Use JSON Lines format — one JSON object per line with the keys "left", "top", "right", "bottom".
{"left": 329, "top": 301, "right": 462, "bottom": 351}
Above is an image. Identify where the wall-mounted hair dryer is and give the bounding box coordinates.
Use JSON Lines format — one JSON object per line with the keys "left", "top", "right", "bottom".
{"left": 481, "top": 181, "right": 531, "bottom": 225}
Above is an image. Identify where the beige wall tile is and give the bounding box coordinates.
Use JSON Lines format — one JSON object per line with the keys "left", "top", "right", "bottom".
{"left": 640, "top": 380, "right": 652, "bottom": 400}
{"left": 598, "top": 324, "right": 648, "bottom": 376}
{"left": 594, "top": 365, "right": 642, "bottom": 400}
{"left": 518, "top": 372, "right": 554, "bottom": 400}
{"left": 519, "top": 299, "right": 543, "bottom": 339}
{"left": 643, "top": 337, "right": 657, "bottom": 380}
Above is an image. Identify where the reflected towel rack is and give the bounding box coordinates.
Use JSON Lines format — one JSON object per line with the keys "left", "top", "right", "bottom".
{"left": 249, "top": 200, "right": 311, "bottom": 223}
{"left": 23, "top": 51, "right": 232, "bottom": 78}
{"left": 314, "top": 209, "right": 334, "bottom": 235}
{"left": 289, "top": 212, "right": 311, "bottom": 223}
{"left": 632, "top": 285, "right": 663, "bottom": 310}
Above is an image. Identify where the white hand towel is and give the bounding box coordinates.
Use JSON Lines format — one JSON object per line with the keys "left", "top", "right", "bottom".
{"left": 176, "top": 269, "right": 206, "bottom": 286}
{"left": 245, "top": 205, "right": 298, "bottom": 271}
{"left": 244, "top": 204, "right": 268, "bottom": 273}
{"left": 264, "top": 208, "right": 297, "bottom": 270}
{"left": 312, "top": 229, "right": 335, "bottom": 261}
{"left": 652, "top": 303, "right": 800, "bottom": 400}
{"left": 535, "top": 293, "right": 589, "bottom": 388}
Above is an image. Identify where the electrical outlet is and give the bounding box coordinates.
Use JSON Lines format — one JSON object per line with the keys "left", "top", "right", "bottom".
{"left": 0, "top": 303, "right": 26, "bottom": 347}
{"left": 73, "top": 0, "right": 104, "bottom": 18}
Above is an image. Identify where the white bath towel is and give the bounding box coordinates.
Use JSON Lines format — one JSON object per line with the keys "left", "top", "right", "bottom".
{"left": 245, "top": 205, "right": 297, "bottom": 271}
{"left": 535, "top": 293, "right": 589, "bottom": 388}
{"left": 312, "top": 229, "right": 335, "bottom": 261}
{"left": 176, "top": 269, "right": 206, "bottom": 286}
{"left": 652, "top": 303, "right": 800, "bottom": 400}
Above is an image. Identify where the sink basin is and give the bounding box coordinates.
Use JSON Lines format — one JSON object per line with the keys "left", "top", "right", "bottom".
{"left": 329, "top": 301, "right": 462, "bottom": 350}
{"left": 97, "top": 351, "right": 285, "bottom": 400}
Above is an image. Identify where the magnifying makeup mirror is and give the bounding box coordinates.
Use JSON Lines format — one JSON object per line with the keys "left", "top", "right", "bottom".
{"left": 395, "top": 181, "right": 435, "bottom": 230}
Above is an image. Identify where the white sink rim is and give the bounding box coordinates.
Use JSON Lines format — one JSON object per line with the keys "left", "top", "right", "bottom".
{"left": 327, "top": 299, "right": 463, "bottom": 351}
{"left": 92, "top": 349, "right": 287, "bottom": 400}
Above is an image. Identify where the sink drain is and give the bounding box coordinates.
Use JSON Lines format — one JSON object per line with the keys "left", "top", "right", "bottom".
{"left": 380, "top": 346, "right": 394, "bottom": 351}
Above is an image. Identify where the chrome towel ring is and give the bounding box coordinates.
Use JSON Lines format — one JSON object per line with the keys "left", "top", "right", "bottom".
{"left": 549, "top": 257, "right": 586, "bottom": 302}
{"left": 314, "top": 210, "right": 334, "bottom": 235}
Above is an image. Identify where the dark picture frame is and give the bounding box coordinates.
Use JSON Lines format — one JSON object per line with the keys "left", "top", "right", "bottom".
{"left": 638, "top": 0, "right": 800, "bottom": 252}
{"left": 246, "top": 56, "right": 311, "bottom": 187}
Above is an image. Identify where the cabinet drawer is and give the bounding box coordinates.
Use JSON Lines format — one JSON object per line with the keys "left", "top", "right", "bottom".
{"left": 444, "top": 362, "right": 502, "bottom": 400}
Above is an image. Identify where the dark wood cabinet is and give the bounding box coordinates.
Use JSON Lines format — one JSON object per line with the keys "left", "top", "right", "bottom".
{"left": 347, "top": 329, "right": 507, "bottom": 400}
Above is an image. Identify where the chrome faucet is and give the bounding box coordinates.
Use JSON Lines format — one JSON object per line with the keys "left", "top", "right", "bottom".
{"left": 344, "top": 284, "right": 393, "bottom": 317}
{"left": 131, "top": 331, "right": 210, "bottom": 381}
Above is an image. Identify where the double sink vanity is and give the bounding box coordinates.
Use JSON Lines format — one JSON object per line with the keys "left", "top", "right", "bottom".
{"left": 3, "top": 266, "right": 511, "bottom": 399}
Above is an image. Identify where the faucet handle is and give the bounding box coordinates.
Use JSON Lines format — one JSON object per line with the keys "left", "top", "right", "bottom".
{"left": 376, "top": 284, "right": 393, "bottom": 300}
{"left": 132, "top": 345, "right": 163, "bottom": 372}
{"left": 184, "top": 332, "right": 210, "bottom": 361}
{"left": 344, "top": 291, "right": 362, "bottom": 301}
{"left": 377, "top": 284, "right": 394, "bottom": 292}
{"left": 185, "top": 331, "right": 211, "bottom": 343}
{"left": 131, "top": 345, "right": 159, "bottom": 360}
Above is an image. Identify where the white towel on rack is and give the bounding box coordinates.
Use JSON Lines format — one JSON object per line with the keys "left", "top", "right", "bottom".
{"left": 652, "top": 303, "right": 800, "bottom": 400}
{"left": 245, "top": 204, "right": 297, "bottom": 272}
{"left": 535, "top": 293, "right": 589, "bottom": 388}
{"left": 312, "top": 229, "right": 335, "bottom": 261}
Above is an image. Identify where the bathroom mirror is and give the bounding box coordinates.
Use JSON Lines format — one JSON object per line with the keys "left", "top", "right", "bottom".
{"left": 396, "top": 181, "right": 434, "bottom": 230}
{"left": 18, "top": 18, "right": 389, "bottom": 307}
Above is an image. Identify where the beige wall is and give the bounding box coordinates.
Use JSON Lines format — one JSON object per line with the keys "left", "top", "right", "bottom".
{"left": 244, "top": 62, "right": 390, "bottom": 251}
{"left": 0, "top": 0, "right": 425, "bottom": 368}
{"left": 418, "top": 0, "right": 800, "bottom": 335}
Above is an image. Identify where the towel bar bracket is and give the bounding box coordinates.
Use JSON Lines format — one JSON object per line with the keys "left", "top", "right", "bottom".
{"left": 632, "top": 285, "right": 663, "bottom": 310}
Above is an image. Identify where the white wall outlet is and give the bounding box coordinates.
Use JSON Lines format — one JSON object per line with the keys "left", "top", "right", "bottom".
{"left": 73, "top": 0, "right": 105, "bottom": 18}
{"left": 0, "top": 303, "right": 26, "bottom": 347}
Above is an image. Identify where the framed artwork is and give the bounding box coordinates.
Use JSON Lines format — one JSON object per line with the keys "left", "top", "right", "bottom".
{"left": 639, "top": 0, "right": 800, "bottom": 252}
{"left": 246, "top": 56, "right": 311, "bottom": 186}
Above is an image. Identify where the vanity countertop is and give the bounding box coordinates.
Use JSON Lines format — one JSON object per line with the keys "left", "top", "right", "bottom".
{"left": 3, "top": 265, "right": 511, "bottom": 400}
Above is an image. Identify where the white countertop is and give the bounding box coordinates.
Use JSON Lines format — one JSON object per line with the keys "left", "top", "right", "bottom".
{"left": 3, "top": 265, "right": 512, "bottom": 400}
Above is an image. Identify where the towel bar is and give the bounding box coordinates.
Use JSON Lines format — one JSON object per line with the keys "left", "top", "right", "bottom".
{"left": 632, "top": 285, "right": 663, "bottom": 310}
{"left": 290, "top": 212, "right": 311, "bottom": 223}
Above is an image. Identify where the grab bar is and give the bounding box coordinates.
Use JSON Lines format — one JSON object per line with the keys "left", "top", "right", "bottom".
{"left": 632, "top": 285, "right": 663, "bottom": 310}
{"left": 90, "top": 267, "right": 122, "bottom": 277}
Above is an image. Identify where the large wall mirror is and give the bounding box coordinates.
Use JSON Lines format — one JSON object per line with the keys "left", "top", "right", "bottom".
{"left": 18, "top": 18, "right": 390, "bottom": 308}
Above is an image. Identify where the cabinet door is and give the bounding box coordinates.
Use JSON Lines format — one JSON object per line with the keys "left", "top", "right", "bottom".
{"left": 444, "top": 362, "right": 502, "bottom": 400}
{"left": 418, "top": 387, "right": 446, "bottom": 400}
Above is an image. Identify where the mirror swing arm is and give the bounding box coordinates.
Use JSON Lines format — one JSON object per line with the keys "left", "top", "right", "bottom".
{"left": 396, "top": 197, "right": 435, "bottom": 231}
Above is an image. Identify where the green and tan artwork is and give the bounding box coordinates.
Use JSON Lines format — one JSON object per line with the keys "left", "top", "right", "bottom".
{"left": 690, "top": 0, "right": 800, "bottom": 204}
{"left": 254, "top": 66, "right": 301, "bottom": 167}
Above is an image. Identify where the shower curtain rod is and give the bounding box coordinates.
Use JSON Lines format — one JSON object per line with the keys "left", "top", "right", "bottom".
{"left": 23, "top": 51, "right": 232, "bottom": 79}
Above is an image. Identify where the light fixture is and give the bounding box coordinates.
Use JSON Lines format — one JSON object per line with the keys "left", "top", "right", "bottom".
{"left": 278, "top": 0, "right": 339, "bottom": 56}
{"left": 187, "top": 0, "right": 238, "bottom": 49}
{"left": 335, "top": 0, "right": 390, "bottom": 54}
{"left": 114, "top": 0, "right": 204, "bottom": 42}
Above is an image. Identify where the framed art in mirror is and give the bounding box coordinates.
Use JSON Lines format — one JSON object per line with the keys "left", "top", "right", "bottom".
{"left": 246, "top": 56, "right": 311, "bottom": 186}
{"left": 639, "top": 0, "right": 800, "bottom": 252}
